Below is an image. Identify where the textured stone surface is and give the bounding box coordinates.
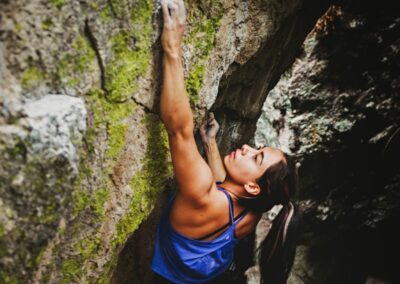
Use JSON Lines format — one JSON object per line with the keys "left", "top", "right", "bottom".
{"left": 255, "top": 1, "right": 400, "bottom": 283}
{"left": 5, "top": 0, "right": 397, "bottom": 283}
{"left": 0, "top": 0, "right": 165, "bottom": 282}
{"left": 212, "top": 0, "right": 330, "bottom": 154}
{"left": 0, "top": 94, "right": 86, "bottom": 283}
{"left": 22, "top": 95, "right": 87, "bottom": 169}
{"left": 1, "top": 0, "right": 330, "bottom": 282}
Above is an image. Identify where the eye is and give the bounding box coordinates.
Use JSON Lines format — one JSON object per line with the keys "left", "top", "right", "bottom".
{"left": 257, "top": 144, "right": 265, "bottom": 150}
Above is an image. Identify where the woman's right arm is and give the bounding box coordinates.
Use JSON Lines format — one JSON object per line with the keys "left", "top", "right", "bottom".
{"left": 160, "top": 0, "right": 214, "bottom": 203}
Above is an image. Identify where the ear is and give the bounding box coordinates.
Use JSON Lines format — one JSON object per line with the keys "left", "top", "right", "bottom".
{"left": 244, "top": 182, "right": 261, "bottom": 196}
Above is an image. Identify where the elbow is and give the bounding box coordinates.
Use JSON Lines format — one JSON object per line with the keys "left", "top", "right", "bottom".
{"left": 167, "top": 125, "right": 194, "bottom": 139}
{"left": 164, "top": 122, "right": 194, "bottom": 139}
{"left": 161, "top": 113, "right": 194, "bottom": 137}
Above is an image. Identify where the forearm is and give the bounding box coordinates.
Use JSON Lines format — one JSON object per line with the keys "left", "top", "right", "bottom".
{"left": 160, "top": 53, "right": 193, "bottom": 134}
{"left": 203, "top": 138, "right": 226, "bottom": 182}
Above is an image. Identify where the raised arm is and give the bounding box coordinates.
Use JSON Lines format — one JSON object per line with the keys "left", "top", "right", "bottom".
{"left": 200, "top": 113, "right": 227, "bottom": 182}
{"left": 160, "top": 0, "right": 214, "bottom": 202}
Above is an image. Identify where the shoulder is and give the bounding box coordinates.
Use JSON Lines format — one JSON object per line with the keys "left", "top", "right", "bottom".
{"left": 175, "top": 183, "right": 222, "bottom": 209}
{"left": 234, "top": 210, "right": 262, "bottom": 239}
{"left": 169, "top": 186, "right": 231, "bottom": 238}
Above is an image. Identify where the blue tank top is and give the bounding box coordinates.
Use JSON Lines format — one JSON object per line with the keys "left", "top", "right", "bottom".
{"left": 151, "top": 187, "right": 248, "bottom": 284}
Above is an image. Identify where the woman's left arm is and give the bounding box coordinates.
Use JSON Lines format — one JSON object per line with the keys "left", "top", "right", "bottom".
{"left": 200, "top": 113, "right": 227, "bottom": 182}
{"left": 159, "top": 0, "right": 214, "bottom": 204}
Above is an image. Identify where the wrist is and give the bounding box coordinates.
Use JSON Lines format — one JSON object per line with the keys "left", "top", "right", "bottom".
{"left": 203, "top": 138, "right": 218, "bottom": 153}
{"left": 202, "top": 137, "right": 216, "bottom": 144}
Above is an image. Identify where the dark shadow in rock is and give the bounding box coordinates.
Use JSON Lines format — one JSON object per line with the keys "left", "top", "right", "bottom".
{"left": 110, "top": 185, "right": 173, "bottom": 284}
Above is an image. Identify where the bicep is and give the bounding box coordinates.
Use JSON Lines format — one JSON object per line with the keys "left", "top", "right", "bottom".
{"left": 168, "top": 131, "right": 214, "bottom": 202}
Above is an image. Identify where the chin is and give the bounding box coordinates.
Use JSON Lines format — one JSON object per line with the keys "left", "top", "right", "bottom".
{"left": 222, "top": 156, "right": 229, "bottom": 169}
{"left": 223, "top": 155, "right": 230, "bottom": 166}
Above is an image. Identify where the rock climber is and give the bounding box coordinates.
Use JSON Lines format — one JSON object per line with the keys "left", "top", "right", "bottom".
{"left": 151, "top": 0, "right": 301, "bottom": 283}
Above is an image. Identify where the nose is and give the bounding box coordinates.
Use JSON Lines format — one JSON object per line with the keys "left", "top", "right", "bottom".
{"left": 241, "top": 144, "right": 257, "bottom": 156}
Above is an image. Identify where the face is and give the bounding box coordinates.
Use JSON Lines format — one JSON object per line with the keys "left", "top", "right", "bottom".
{"left": 223, "top": 144, "right": 286, "bottom": 185}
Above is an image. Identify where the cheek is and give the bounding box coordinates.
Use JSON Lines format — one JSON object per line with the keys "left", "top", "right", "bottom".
{"left": 233, "top": 161, "right": 258, "bottom": 179}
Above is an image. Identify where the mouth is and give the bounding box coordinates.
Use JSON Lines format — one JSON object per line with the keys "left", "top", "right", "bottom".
{"left": 234, "top": 149, "right": 241, "bottom": 159}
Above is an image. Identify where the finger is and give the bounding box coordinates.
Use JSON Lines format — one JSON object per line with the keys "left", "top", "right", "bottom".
{"left": 175, "top": 0, "right": 186, "bottom": 20}
{"left": 201, "top": 118, "right": 208, "bottom": 129}
{"left": 161, "top": 0, "right": 171, "bottom": 23}
{"left": 166, "top": 0, "right": 184, "bottom": 21}
{"left": 209, "top": 112, "right": 215, "bottom": 120}
{"left": 200, "top": 125, "right": 207, "bottom": 137}
{"left": 168, "top": 2, "right": 178, "bottom": 17}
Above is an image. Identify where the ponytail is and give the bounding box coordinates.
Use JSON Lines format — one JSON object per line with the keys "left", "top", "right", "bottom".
{"left": 241, "top": 152, "right": 301, "bottom": 283}
{"left": 258, "top": 202, "right": 302, "bottom": 284}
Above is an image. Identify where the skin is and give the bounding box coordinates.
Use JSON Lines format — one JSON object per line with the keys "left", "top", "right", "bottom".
{"left": 160, "top": 0, "right": 285, "bottom": 241}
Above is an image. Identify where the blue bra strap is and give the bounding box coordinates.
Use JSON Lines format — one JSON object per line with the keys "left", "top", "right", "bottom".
{"left": 234, "top": 208, "right": 249, "bottom": 224}
{"left": 217, "top": 187, "right": 234, "bottom": 224}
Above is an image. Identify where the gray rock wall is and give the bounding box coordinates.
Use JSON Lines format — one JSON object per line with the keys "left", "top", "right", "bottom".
{"left": 0, "top": 0, "right": 330, "bottom": 282}
{"left": 6, "top": 0, "right": 396, "bottom": 283}
{"left": 0, "top": 94, "right": 86, "bottom": 283}
{"left": 255, "top": 1, "right": 400, "bottom": 283}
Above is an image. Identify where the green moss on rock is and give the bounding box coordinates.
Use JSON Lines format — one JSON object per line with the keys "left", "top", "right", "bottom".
{"left": 51, "top": 0, "right": 65, "bottom": 9}
{"left": 104, "top": 102, "right": 132, "bottom": 160}
{"left": 87, "top": 88, "right": 136, "bottom": 161}
{"left": 60, "top": 258, "right": 83, "bottom": 283}
{"left": 14, "top": 23, "right": 22, "bottom": 33}
{"left": 93, "top": 188, "right": 109, "bottom": 220}
{"left": 92, "top": 113, "right": 172, "bottom": 284}
{"left": 47, "top": 1, "right": 186, "bottom": 281}
{"left": 99, "top": 7, "right": 112, "bottom": 22}
{"left": 0, "top": 226, "right": 6, "bottom": 258}
{"left": 112, "top": 114, "right": 172, "bottom": 247}
{"left": 21, "top": 66, "right": 44, "bottom": 90}
{"left": 41, "top": 18, "right": 53, "bottom": 30}
{"left": 72, "top": 188, "right": 90, "bottom": 215}
{"left": 186, "top": 63, "right": 205, "bottom": 105}
{"left": 0, "top": 224, "right": 4, "bottom": 238}
{"left": 57, "top": 35, "right": 96, "bottom": 88}
{"left": 184, "top": 1, "right": 224, "bottom": 104}
{"left": 105, "top": 0, "right": 153, "bottom": 102}
{"left": 71, "top": 87, "right": 136, "bottom": 216}
{"left": 62, "top": 86, "right": 136, "bottom": 281}
{"left": 0, "top": 272, "right": 18, "bottom": 284}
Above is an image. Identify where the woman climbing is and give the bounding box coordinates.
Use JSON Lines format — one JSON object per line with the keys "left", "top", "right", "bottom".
{"left": 151, "top": 0, "right": 301, "bottom": 283}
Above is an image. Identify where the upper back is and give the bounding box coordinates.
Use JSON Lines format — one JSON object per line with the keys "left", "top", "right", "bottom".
{"left": 170, "top": 185, "right": 261, "bottom": 241}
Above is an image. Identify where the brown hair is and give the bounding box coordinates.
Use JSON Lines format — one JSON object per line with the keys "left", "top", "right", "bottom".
{"left": 242, "top": 153, "right": 302, "bottom": 284}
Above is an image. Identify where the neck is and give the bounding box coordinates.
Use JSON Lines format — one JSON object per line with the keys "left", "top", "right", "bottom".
{"left": 219, "top": 178, "right": 253, "bottom": 202}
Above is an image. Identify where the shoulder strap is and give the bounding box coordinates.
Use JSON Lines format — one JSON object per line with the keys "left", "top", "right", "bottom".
{"left": 234, "top": 208, "right": 249, "bottom": 224}
{"left": 196, "top": 209, "right": 249, "bottom": 241}
{"left": 196, "top": 188, "right": 250, "bottom": 241}
{"left": 218, "top": 187, "right": 234, "bottom": 224}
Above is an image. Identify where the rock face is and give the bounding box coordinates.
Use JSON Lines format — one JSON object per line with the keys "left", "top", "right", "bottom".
{"left": 0, "top": 0, "right": 330, "bottom": 282}
{"left": 0, "top": 94, "right": 87, "bottom": 282}
{"left": 255, "top": 1, "right": 400, "bottom": 283}
{"left": 2, "top": 0, "right": 397, "bottom": 283}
